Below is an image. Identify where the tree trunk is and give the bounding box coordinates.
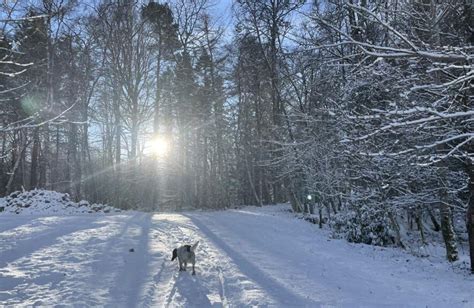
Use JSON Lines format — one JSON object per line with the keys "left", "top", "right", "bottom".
{"left": 6, "top": 134, "right": 28, "bottom": 194}
{"left": 39, "top": 125, "right": 49, "bottom": 188}
{"left": 288, "top": 188, "right": 302, "bottom": 213}
{"left": 439, "top": 186, "right": 459, "bottom": 262}
{"left": 113, "top": 86, "right": 122, "bottom": 207}
{"left": 466, "top": 164, "right": 474, "bottom": 273}
{"left": 52, "top": 126, "right": 60, "bottom": 191}
{"left": 30, "top": 127, "right": 40, "bottom": 189}
{"left": 389, "top": 212, "right": 404, "bottom": 248}
{"left": 245, "top": 152, "right": 261, "bottom": 206}
{"left": 69, "top": 123, "right": 81, "bottom": 199}
{"left": 129, "top": 91, "right": 139, "bottom": 208}
{"left": 428, "top": 208, "right": 441, "bottom": 231}
{"left": 415, "top": 213, "right": 426, "bottom": 244}
{"left": 0, "top": 132, "right": 6, "bottom": 195}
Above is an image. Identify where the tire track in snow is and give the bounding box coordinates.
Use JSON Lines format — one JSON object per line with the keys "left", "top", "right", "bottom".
{"left": 1, "top": 212, "right": 316, "bottom": 307}
{"left": 154, "top": 213, "right": 281, "bottom": 307}
{"left": 186, "top": 213, "right": 320, "bottom": 307}
{"left": 140, "top": 214, "right": 192, "bottom": 307}
{"left": 104, "top": 213, "right": 154, "bottom": 307}
{"left": 143, "top": 214, "right": 225, "bottom": 307}
{"left": 141, "top": 261, "right": 173, "bottom": 307}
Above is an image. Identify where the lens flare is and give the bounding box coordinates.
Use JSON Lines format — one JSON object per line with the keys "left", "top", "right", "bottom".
{"left": 21, "top": 95, "right": 41, "bottom": 116}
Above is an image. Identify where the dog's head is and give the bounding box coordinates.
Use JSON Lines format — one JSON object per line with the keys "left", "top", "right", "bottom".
{"left": 171, "top": 248, "right": 177, "bottom": 261}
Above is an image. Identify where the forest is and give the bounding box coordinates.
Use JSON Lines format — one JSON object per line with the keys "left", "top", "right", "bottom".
{"left": 0, "top": 0, "right": 473, "bottom": 270}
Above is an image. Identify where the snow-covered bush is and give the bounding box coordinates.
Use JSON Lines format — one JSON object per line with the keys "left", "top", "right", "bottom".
{"left": 0, "top": 189, "right": 121, "bottom": 215}
{"left": 331, "top": 205, "right": 395, "bottom": 246}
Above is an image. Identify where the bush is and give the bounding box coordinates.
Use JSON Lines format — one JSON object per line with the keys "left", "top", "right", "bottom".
{"left": 331, "top": 204, "right": 395, "bottom": 246}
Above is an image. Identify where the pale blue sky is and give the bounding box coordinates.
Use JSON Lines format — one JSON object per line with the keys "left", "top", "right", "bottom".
{"left": 209, "top": 0, "right": 234, "bottom": 31}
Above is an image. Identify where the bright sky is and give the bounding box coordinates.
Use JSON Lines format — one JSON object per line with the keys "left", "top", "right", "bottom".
{"left": 208, "top": 0, "right": 234, "bottom": 37}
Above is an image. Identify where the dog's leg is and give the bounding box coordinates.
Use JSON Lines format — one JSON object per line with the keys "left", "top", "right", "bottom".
{"left": 183, "top": 261, "right": 187, "bottom": 271}
{"left": 192, "top": 261, "right": 195, "bottom": 275}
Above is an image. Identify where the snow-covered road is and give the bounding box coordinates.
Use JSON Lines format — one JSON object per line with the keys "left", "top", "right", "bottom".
{"left": 1, "top": 206, "right": 473, "bottom": 307}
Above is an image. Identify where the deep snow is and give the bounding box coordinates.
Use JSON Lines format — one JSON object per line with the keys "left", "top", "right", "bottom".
{"left": 1, "top": 204, "right": 473, "bottom": 307}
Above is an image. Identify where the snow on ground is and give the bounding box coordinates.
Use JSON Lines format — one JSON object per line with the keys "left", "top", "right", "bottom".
{"left": 1, "top": 204, "right": 473, "bottom": 307}
{"left": 0, "top": 190, "right": 120, "bottom": 215}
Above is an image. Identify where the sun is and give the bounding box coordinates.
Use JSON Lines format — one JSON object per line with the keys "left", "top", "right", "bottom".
{"left": 150, "top": 137, "right": 170, "bottom": 157}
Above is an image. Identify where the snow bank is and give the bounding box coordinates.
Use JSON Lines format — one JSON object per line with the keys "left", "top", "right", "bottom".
{"left": 0, "top": 190, "right": 121, "bottom": 215}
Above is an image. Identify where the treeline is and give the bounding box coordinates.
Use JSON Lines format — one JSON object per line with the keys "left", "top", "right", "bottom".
{"left": 0, "top": 1, "right": 473, "bottom": 268}
{"left": 0, "top": 0, "right": 234, "bottom": 210}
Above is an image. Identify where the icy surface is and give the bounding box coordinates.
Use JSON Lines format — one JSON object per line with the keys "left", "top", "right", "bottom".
{"left": 0, "top": 204, "right": 473, "bottom": 307}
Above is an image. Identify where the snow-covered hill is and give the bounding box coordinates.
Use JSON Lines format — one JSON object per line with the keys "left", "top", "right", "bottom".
{"left": 0, "top": 203, "right": 473, "bottom": 307}
{"left": 0, "top": 190, "right": 120, "bottom": 215}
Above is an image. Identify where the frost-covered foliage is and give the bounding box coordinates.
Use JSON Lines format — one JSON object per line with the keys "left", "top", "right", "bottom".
{"left": 331, "top": 204, "right": 396, "bottom": 246}
{"left": 274, "top": 0, "right": 472, "bottom": 267}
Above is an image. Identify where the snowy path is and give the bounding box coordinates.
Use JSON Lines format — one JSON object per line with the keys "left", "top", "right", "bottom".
{"left": 1, "top": 207, "right": 473, "bottom": 307}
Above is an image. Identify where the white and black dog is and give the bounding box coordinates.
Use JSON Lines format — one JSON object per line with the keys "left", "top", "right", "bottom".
{"left": 171, "top": 241, "right": 199, "bottom": 275}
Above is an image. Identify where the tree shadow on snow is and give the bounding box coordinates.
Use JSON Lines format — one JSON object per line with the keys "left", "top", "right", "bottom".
{"left": 184, "top": 214, "right": 320, "bottom": 307}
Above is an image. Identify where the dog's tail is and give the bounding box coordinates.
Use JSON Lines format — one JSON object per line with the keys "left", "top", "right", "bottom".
{"left": 191, "top": 241, "right": 199, "bottom": 252}
{"left": 171, "top": 248, "right": 177, "bottom": 261}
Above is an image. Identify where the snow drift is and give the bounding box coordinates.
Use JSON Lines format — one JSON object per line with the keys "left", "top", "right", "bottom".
{"left": 0, "top": 190, "right": 120, "bottom": 215}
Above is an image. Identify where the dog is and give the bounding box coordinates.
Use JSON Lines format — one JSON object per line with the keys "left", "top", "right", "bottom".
{"left": 171, "top": 241, "right": 199, "bottom": 275}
